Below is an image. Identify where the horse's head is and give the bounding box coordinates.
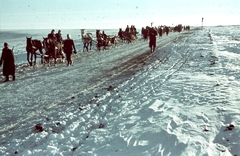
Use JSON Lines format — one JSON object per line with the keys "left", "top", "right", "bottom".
{"left": 80, "top": 29, "right": 85, "bottom": 36}
{"left": 42, "top": 37, "right": 47, "bottom": 45}
{"left": 26, "top": 37, "right": 33, "bottom": 47}
{"left": 96, "top": 30, "right": 101, "bottom": 38}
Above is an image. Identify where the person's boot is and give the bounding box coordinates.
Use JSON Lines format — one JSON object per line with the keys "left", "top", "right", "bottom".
{"left": 4, "top": 76, "right": 9, "bottom": 82}
{"left": 12, "top": 75, "right": 15, "bottom": 81}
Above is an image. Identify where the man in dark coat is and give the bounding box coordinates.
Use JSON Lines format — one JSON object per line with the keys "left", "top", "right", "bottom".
{"left": 0, "top": 42, "right": 15, "bottom": 82}
{"left": 63, "top": 34, "right": 77, "bottom": 66}
{"left": 149, "top": 27, "right": 158, "bottom": 52}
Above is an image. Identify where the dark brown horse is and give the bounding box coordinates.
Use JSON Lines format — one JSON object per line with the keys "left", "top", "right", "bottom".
{"left": 26, "top": 37, "right": 43, "bottom": 66}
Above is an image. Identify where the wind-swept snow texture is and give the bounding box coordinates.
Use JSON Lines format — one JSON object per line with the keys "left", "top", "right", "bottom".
{"left": 1, "top": 26, "right": 240, "bottom": 156}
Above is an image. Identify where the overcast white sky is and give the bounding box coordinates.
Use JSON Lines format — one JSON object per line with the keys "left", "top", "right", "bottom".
{"left": 0, "top": 0, "right": 239, "bottom": 29}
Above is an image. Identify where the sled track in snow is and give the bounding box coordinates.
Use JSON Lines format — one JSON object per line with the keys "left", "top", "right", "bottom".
{"left": 126, "top": 34, "right": 194, "bottom": 94}
{"left": 0, "top": 30, "right": 195, "bottom": 136}
{"left": 154, "top": 37, "right": 193, "bottom": 86}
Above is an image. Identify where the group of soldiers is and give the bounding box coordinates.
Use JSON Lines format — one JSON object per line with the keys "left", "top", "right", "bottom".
{"left": 141, "top": 25, "right": 170, "bottom": 40}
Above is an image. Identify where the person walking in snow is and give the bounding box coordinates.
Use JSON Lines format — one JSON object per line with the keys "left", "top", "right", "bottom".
{"left": 149, "top": 27, "right": 158, "bottom": 52}
{"left": 63, "top": 34, "right": 77, "bottom": 66}
{"left": 0, "top": 42, "right": 15, "bottom": 82}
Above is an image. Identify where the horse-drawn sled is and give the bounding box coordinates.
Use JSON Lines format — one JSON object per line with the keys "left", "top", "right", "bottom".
{"left": 26, "top": 36, "right": 64, "bottom": 66}
{"left": 42, "top": 37, "right": 65, "bottom": 65}
{"left": 118, "top": 26, "right": 138, "bottom": 43}
{"left": 96, "top": 30, "right": 118, "bottom": 51}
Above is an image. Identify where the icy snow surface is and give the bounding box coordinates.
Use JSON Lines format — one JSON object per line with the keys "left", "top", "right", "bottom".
{"left": 0, "top": 26, "right": 240, "bottom": 156}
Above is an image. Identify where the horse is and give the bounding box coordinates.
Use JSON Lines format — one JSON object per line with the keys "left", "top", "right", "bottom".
{"left": 42, "top": 37, "right": 64, "bottom": 66}
{"left": 26, "top": 37, "right": 43, "bottom": 66}
{"left": 80, "top": 29, "right": 93, "bottom": 52}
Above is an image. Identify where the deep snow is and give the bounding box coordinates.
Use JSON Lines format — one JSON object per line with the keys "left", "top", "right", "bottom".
{"left": 0, "top": 26, "right": 240, "bottom": 156}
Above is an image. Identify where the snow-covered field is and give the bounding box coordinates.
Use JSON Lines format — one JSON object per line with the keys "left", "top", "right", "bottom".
{"left": 0, "top": 26, "right": 240, "bottom": 156}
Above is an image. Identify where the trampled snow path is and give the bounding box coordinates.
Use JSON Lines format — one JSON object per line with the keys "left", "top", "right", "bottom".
{"left": 0, "top": 31, "right": 189, "bottom": 135}
{"left": 1, "top": 27, "right": 240, "bottom": 155}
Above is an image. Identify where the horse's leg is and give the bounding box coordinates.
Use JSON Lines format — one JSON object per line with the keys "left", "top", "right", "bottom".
{"left": 44, "top": 50, "right": 48, "bottom": 65}
{"left": 30, "top": 52, "right": 33, "bottom": 66}
{"left": 48, "top": 54, "right": 51, "bottom": 66}
{"left": 114, "top": 39, "right": 116, "bottom": 47}
{"left": 98, "top": 42, "right": 102, "bottom": 51}
{"left": 97, "top": 42, "right": 101, "bottom": 51}
{"left": 28, "top": 50, "right": 34, "bottom": 66}
{"left": 39, "top": 47, "right": 43, "bottom": 64}
{"left": 54, "top": 49, "right": 57, "bottom": 66}
{"left": 27, "top": 51, "right": 31, "bottom": 65}
{"left": 85, "top": 43, "right": 88, "bottom": 52}
{"left": 83, "top": 42, "right": 86, "bottom": 52}
{"left": 48, "top": 49, "right": 53, "bottom": 66}
{"left": 103, "top": 41, "right": 106, "bottom": 50}
{"left": 33, "top": 53, "right": 36, "bottom": 65}
{"left": 85, "top": 44, "right": 87, "bottom": 52}
{"left": 90, "top": 40, "right": 92, "bottom": 50}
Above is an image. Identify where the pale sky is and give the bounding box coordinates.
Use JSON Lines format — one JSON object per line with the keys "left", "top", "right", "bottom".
{"left": 0, "top": 0, "right": 239, "bottom": 29}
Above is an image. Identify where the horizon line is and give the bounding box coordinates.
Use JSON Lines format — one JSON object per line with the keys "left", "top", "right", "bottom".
{"left": 1, "top": 25, "right": 240, "bottom": 31}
